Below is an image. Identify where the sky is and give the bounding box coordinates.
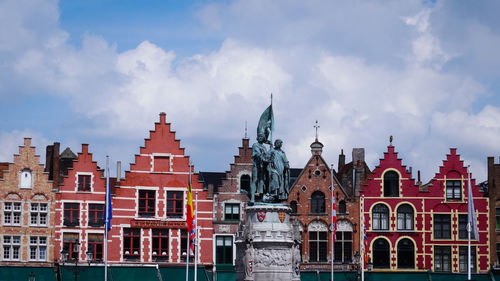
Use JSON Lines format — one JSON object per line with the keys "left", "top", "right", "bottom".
{"left": 1, "top": 0, "right": 500, "bottom": 183}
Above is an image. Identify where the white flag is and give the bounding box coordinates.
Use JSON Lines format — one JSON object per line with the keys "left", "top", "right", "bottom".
{"left": 467, "top": 171, "right": 479, "bottom": 240}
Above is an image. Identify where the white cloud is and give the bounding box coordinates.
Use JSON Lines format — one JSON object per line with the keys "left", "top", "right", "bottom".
{"left": 0, "top": 130, "right": 49, "bottom": 164}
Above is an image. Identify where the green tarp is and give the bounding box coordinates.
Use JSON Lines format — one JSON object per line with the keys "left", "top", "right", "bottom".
{"left": 159, "top": 266, "right": 210, "bottom": 281}
{"left": 216, "top": 271, "right": 236, "bottom": 281}
{"left": 0, "top": 266, "right": 57, "bottom": 281}
{"left": 429, "top": 272, "right": 490, "bottom": 281}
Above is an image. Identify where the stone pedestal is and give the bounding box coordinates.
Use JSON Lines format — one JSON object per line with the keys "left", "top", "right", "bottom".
{"left": 236, "top": 204, "right": 301, "bottom": 281}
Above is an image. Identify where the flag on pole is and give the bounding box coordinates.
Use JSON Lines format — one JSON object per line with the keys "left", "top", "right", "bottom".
{"left": 332, "top": 190, "right": 337, "bottom": 243}
{"left": 187, "top": 171, "right": 196, "bottom": 255}
{"left": 467, "top": 170, "right": 479, "bottom": 240}
{"left": 361, "top": 196, "right": 368, "bottom": 265}
{"left": 104, "top": 163, "right": 112, "bottom": 231}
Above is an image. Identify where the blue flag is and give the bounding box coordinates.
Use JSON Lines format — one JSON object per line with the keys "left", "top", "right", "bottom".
{"left": 104, "top": 163, "right": 112, "bottom": 231}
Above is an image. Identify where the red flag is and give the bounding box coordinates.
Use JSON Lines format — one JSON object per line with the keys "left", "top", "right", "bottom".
{"left": 332, "top": 194, "right": 337, "bottom": 243}
{"left": 187, "top": 183, "right": 195, "bottom": 254}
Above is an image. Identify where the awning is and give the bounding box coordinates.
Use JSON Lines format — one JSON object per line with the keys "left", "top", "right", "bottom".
{"left": 0, "top": 266, "right": 57, "bottom": 281}
{"left": 159, "top": 266, "right": 211, "bottom": 281}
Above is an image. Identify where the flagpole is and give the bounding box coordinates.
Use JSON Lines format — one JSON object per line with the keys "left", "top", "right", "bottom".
{"left": 361, "top": 195, "right": 364, "bottom": 281}
{"left": 467, "top": 166, "right": 471, "bottom": 281}
{"left": 330, "top": 164, "right": 334, "bottom": 281}
{"left": 194, "top": 191, "right": 198, "bottom": 281}
{"left": 105, "top": 156, "right": 110, "bottom": 281}
{"left": 186, "top": 165, "right": 192, "bottom": 281}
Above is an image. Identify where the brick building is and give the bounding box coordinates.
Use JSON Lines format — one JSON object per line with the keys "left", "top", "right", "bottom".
{"left": 108, "top": 113, "right": 214, "bottom": 266}
{"left": 0, "top": 138, "right": 56, "bottom": 265}
{"left": 286, "top": 139, "right": 363, "bottom": 272}
{"left": 362, "top": 143, "right": 489, "bottom": 273}
{"left": 487, "top": 157, "right": 500, "bottom": 267}
{"left": 54, "top": 144, "right": 109, "bottom": 263}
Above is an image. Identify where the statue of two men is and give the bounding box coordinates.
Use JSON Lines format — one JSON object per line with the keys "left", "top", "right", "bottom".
{"left": 250, "top": 134, "right": 289, "bottom": 203}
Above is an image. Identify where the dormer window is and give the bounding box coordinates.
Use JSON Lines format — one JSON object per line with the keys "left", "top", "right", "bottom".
{"left": 77, "top": 175, "right": 91, "bottom": 191}
{"left": 20, "top": 168, "right": 32, "bottom": 189}
{"left": 446, "top": 180, "right": 462, "bottom": 201}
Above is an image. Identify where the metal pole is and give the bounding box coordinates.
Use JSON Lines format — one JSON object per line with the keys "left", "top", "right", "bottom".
{"left": 194, "top": 191, "right": 199, "bottom": 281}
{"left": 186, "top": 165, "right": 191, "bottom": 281}
{"left": 467, "top": 167, "right": 471, "bottom": 281}
{"left": 330, "top": 164, "right": 334, "bottom": 281}
{"left": 105, "top": 156, "right": 109, "bottom": 281}
{"left": 361, "top": 196, "right": 364, "bottom": 281}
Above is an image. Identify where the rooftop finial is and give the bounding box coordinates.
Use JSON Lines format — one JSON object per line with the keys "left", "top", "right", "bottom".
{"left": 314, "top": 120, "right": 320, "bottom": 141}
{"left": 390, "top": 135, "right": 393, "bottom": 145}
{"left": 270, "top": 93, "right": 273, "bottom": 105}
{"left": 244, "top": 120, "right": 248, "bottom": 139}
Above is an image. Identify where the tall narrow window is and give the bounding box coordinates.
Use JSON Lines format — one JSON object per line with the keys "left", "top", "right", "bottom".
{"left": 496, "top": 208, "right": 500, "bottom": 231}
{"left": 338, "top": 200, "right": 347, "bottom": 214}
{"left": 88, "top": 204, "right": 104, "bottom": 227}
{"left": 446, "top": 180, "right": 462, "bottom": 201}
{"left": 458, "top": 214, "right": 476, "bottom": 239}
{"left": 29, "top": 236, "right": 47, "bottom": 261}
{"left": 397, "top": 238, "right": 414, "bottom": 269}
{"left": 77, "top": 175, "right": 91, "bottom": 191}
{"left": 216, "top": 236, "right": 233, "bottom": 265}
{"left": 63, "top": 203, "right": 80, "bottom": 226}
{"left": 434, "top": 214, "right": 451, "bottom": 239}
{"left": 459, "top": 246, "right": 476, "bottom": 273}
{"left": 334, "top": 231, "right": 352, "bottom": 263}
{"left": 30, "top": 203, "right": 48, "bottom": 226}
{"left": 63, "top": 233, "right": 79, "bottom": 260}
{"left": 240, "top": 175, "right": 251, "bottom": 195}
{"left": 397, "top": 204, "right": 413, "bottom": 230}
{"left": 152, "top": 229, "right": 169, "bottom": 261}
{"left": 224, "top": 203, "right": 240, "bottom": 221}
{"left": 88, "top": 234, "right": 103, "bottom": 261}
{"left": 166, "top": 191, "right": 183, "bottom": 218}
{"left": 3, "top": 202, "right": 22, "bottom": 226}
{"left": 309, "top": 231, "right": 328, "bottom": 262}
{"left": 311, "top": 191, "right": 325, "bottom": 214}
{"left": 383, "top": 171, "right": 399, "bottom": 197}
{"left": 434, "top": 246, "right": 451, "bottom": 272}
{"left": 123, "top": 228, "right": 140, "bottom": 261}
{"left": 138, "top": 190, "right": 156, "bottom": 218}
{"left": 373, "top": 238, "right": 390, "bottom": 268}
{"left": 3, "top": 236, "right": 20, "bottom": 261}
{"left": 372, "top": 204, "right": 389, "bottom": 230}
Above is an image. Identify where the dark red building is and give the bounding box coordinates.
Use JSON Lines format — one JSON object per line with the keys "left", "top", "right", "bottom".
{"left": 362, "top": 142, "right": 489, "bottom": 273}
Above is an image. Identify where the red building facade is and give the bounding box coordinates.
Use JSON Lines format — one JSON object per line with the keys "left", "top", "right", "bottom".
{"left": 54, "top": 144, "right": 107, "bottom": 263}
{"left": 108, "top": 113, "right": 214, "bottom": 265}
{"left": 362, "top": 144, "right": 489, "bottom": 273}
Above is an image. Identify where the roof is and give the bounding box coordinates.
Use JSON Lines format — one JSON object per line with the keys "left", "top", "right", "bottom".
{"left": 198, "top": 172, "right": 226, "bottom": 192}
{"left": 289, "top": 168, "right": 302, "bottom": 187}
{"left": 60, "top": 147, "right": 77, "bottom": 159}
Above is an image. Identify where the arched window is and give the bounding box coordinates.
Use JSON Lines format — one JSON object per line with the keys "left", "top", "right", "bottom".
{"left": 372, "top": 204, "right": 389, "bottom": 230}
{"left": 338, "top": 200, "right": 346, "bottom": 214}
{"left": 373, "top": 238, "right": 390, "bottom": 268}
{"left": 308, "top": 221, "right": 328, "bottom": 262}
{"left": 397, "top": 238, "right": 414, "bottom": 269}
{"left": 383, "top": 171, "right": 399, "bottom": 197}
{"left": 19, "top": 168, "right": 32, "bottom": 189}
{"left": 240, "top": 175, "right": 251, "bottom": 195}
{"left": 311, "top": 191, "right": 325, "bottom": 214}
{"left": 397, "top": 204, "right": 414, "bottom": 230}
{"left": 290, "top": 201, "right": 298, "bottom": 214}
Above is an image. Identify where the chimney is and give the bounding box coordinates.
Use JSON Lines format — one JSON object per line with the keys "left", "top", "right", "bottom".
{"left": 159, "top": 112, "right": 166, "bottom": 124}
{"left": 338, "top": 149, "right": 345, "bottom": 172}
{"left": 417, "top": 170, "right": 422, "bottom": 186}
{"left": 45, "top": 142, "right": 60, "bottom": 189}
{"left": 117, "top": 161, "right": 121, "bottom": 182}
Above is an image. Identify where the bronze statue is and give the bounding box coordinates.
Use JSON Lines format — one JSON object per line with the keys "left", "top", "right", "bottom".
{"left": 268, "top": 139, "right": 289, "bottom": 201}
{"left": 250, "top": 133, "right": 269, "bottom": 203}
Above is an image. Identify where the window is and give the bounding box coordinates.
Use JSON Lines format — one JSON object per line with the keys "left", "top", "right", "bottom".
{"left": 77, "top": 175, "right": 91, "bottom": 191}
{"left": 372, "top": 204, "right": 389, "bottom": 230}
{"left": 497, "top": 243, "right": 500, "bottom": 266}
{"left": 434, "top": 214, "right": 451, "bottom": 239}
{"left": 240, "top": 175, "right": 251, "bottom": 195}
{"left": 3, "top": 202, "right": 22, "bottom": 226}
{"left": 3, "top": 236, "right": 20, "bottom": 261}
{"left": 459, "top": 246, "right": 476, "bottom": 273}
{"left": 181, "top": 229, "right": 194, "bottom": 261}
{"left": 334, "top": 231, "right": 352, "bottom": 263}
{"left": 88, "top": 204, "right": 104, "bottom": 227}
{"left": 290, "top": 201, "right": 298, "bottom": 214}
{"left": 446, "top": 180, "right": 462, "bottom": 201}
{"left": 397, "top": 204, "right": 413, "bottom": 230}
{"left": 88, "top": 234, "right": 103, "bottom": 261}
{"left": 434, "top": 246, "right": 451, "bottom": 272}
{"left": 29, "top": 236, "right": 47, "bottom": 261}
{"left": 338, "top": 201, "right": 346, "bottom": 214}
{"left": 63, "top": 203, "right": 79, "bottom": 226}
{"left": 63, "top": 233, "right": 79, "bottom": 260}
{"left": 373, "top": 238, "right": 390, "bottom": 268}
{"left": 30, "top": 203, "right": 48, "bottom": 226}
{"left": 166, "top": 191, "right": 183, "bottom": 218}
{"left": 224, "top": 203, "right": 240, "bottom": 221}
{"left": 216, "top": 236, "right": 233, "bottom": 265}
{"left": 20, "top": 168, "right": 32, "bottom": 189}
{"left": 458, "top": 214, "right": 476, "bottom": 240}
{"left": 123, "top": 228, "right": 140, "bottom": 261}
{"left": 152, "top": 229, "right": 168, "bottom": 261}
{"left": 383, "top": 171, "right": 399, "bottom": 197}
{"left": 309, "top": 231, "right": 327, "bottom": 262}
{"left": 497, "top": 208, "right": 500, "bottom": 231}
{"left": 397, "top": 238, "right": 414, "bottom": 269}
{"left": 311, "top": 191, "right": 325, "bottom": 214}
{"left": 138, "top": 190, "right": 156, "bottom": 218}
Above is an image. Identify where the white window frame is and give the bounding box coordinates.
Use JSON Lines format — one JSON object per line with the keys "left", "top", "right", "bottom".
{"left": 29, "top": 236, "right": 47, "bottom": 261}
{"left": 3, "top": 202, "right": 22, "bottom": 226}
{"left": 3, "top": 235, "right": 21, "bottom": 261}
{"left": 30, "top": 202, "right": 48, "bottom": 227}
{"left": 75, "top": 172, "right": 94, "bottom": 192}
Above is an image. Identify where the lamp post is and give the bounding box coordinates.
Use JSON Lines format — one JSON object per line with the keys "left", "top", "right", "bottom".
{"left": 28, "top": 272, "right": 36, "bottom": 281}
{"left": 61, "top": 241, "right": 88, "bottom": 281}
